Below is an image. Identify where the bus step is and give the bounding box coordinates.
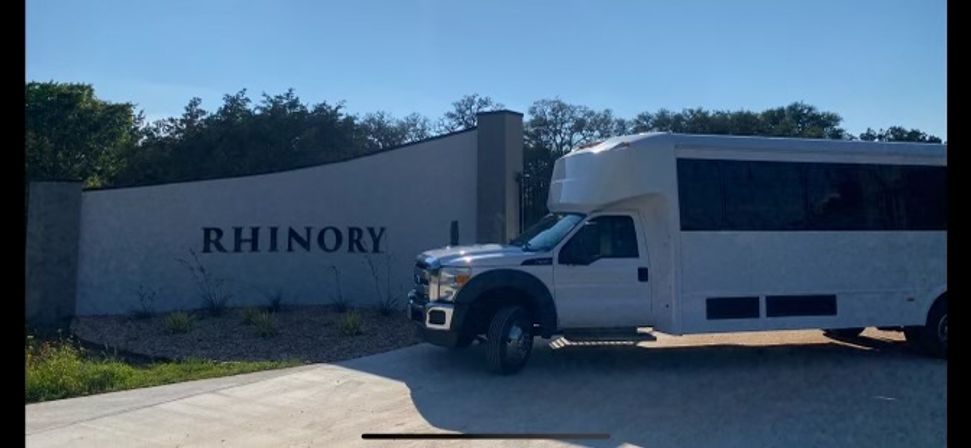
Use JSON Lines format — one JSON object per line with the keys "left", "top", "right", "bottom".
{"left": 560, "top": 328, "right": 657, "bottom": 344}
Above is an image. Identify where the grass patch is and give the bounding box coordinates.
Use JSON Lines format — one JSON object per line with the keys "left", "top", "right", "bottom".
{"left": 164, "top": 312, "right": 195, "bottom": 334}
{"left": 337, "top": 311, "right": 364, "bottom": 336}
{"left": 375, "top": 295, "right": 400, "bottom": 317}
{"left": 240, "top": 307, "right": 262, "bottom": 325}
{"left": 26, "top": 335, "right": 298, "bottom": 403}
{"left": 251, "top": 312, "right": 278, "bottom": 338}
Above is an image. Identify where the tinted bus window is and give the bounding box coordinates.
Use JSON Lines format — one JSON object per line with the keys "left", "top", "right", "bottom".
{"left": 677, "top": 158, "right": 946, "bottom": 231}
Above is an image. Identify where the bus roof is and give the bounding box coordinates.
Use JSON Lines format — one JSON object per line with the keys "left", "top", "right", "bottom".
{"left": 570, "top": 132, "right": 946, "bottom": 160}
{"left": 549, "top": 132, "right": 945, "bottom": 214}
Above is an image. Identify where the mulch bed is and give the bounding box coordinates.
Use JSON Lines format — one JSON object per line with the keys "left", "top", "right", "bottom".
{"left": 71, "top": 305, "right": 420, "bottom": 364}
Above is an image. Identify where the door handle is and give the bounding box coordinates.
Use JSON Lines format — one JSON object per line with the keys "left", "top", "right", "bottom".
{"left": 637, "top": 267, "right": 649, "bottom": 282}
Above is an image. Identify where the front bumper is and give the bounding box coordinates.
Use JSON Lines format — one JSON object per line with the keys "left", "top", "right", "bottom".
{"left": 409, "top": 290, "right": 464, "bottom": 348}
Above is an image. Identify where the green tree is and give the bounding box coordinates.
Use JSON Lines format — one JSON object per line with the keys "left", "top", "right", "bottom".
{"left": 26, "top": 82, "right": 141, "bottom": 188}
{"left": 399, "top": 113, "right": 434, "bottom": 144}
{"left": 27, "top": 83, "right": 945, "bottom": 231}
{"left": 758, "top": 102, "right": 848, "bottom": 139}
{"left": 359, "top": 111, "right": 406, "bottom": 150}
{"left": 437, "top": 94, "right": 504, "bottom": 133}
{"left": 859, "top": 126, "right": 942, "bottom": 143}
{"left": 521, "top": 98, "right": 629, "bottom": 226}
{"left": 525, "top": 98, "right": 624, "bottom": 156}
{"left": 630, "top": 103, "right": 847, "bottom": 138}
{"left": 358, "top": 111, "right": 433, "bottom": 150}
{"left": 114, "top": 90, "right": 365, "bottom": 185}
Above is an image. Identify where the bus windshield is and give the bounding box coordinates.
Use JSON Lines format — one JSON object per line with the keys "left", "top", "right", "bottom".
{"left": 509, "top": 213, "right": 584, "bottom": 252}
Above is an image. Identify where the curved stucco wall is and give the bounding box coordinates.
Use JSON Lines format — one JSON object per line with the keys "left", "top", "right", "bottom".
{"left": 76, "top": 130, "right": 479, "bottom": 315}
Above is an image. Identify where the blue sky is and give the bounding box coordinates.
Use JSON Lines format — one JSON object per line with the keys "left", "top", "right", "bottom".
{"left": 27, "top": 0, "right": 946, "bottom": 139}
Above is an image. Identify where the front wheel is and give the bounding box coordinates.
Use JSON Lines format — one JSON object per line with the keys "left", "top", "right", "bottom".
{"left": 905, "top": 296, "right": 947, "bottom": 359}
{"left": 485, "top": 306, "right": 534, "bottom": 374}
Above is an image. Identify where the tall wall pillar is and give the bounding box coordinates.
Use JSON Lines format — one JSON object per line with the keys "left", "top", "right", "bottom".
{"left": 475, "top": 110, "right": 524, "bottom": 243}
{"left": 25, "top": 181, "right": 82, "bottom": 328}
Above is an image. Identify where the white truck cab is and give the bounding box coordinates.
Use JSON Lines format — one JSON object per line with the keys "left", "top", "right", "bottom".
{"left": 409, "top": 132, "right": 947, "bottom": 374}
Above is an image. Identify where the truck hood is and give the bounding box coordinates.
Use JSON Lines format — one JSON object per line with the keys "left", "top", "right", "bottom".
{"left": 419, "top": 244, "right": 544, "bottom": 268}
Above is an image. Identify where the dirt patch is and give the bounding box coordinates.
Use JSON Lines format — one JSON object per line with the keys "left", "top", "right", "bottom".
{"left": 72, "top": 306, "right": 420, "bottom": 363}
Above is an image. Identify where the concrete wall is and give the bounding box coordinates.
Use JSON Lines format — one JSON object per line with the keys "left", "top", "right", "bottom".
{"left": 26, "top": 182, "right": 82, "bottom": 327}
{"left": 68, "top": 111, "right": 524, "bottom": 315}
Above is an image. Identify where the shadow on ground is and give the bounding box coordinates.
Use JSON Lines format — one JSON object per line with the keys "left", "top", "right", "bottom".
{"left": 341, "top": 332, "right": 946, "bottom": 447}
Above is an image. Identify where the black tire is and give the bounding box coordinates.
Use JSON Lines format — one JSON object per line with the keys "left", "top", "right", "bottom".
{"left": 905, "top": 296, "right": 947, "bottom": 359}
{"left": 823, "top": 327, "right": 866, "bottom": 338}
{"left": 485, "top": 306, "right": 534, "bottom": 374}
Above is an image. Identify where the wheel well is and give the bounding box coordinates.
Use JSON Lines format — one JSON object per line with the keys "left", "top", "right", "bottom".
{"left": 932, "top": 292, "right": 947, "bottom": 312}
{"left": 464, "top": 287, "right": 540, "bottom": 337}
{"left": 915, "top": 292, "right": 947, "bottom": 327}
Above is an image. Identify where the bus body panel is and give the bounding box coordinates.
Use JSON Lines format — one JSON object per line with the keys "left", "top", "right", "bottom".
{"left": 677, "top": 230, "right": 946, "bottom": 334}
{"left": 548, "top": 133, "right": 945, "bottom": 336}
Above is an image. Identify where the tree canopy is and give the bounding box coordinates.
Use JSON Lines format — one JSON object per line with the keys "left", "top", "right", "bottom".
{"left": 25, "top": 82, "right": 944, "bottom": 226}
{"left": 26, "top": 82, "right": 141, "bottom": 188}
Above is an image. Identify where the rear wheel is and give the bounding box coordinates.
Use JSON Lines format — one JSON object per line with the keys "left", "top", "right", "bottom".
{"left": 823, "top": 327, "right": 866, "bottom": 338}
{"left": 905, "top": 296, "right": 947, "bottom": 359}
{"left": 485, "top": 306, "right": 534, "bottom": 374}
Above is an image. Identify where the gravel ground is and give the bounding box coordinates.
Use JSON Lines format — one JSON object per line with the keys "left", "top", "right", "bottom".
{"left": 71, "top": 306, "right": 420, "bottom": 363}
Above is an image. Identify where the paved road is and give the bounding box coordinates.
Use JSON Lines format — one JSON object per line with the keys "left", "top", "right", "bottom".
{"left": 26, "top": 329, "right": 946, "bottom": 448}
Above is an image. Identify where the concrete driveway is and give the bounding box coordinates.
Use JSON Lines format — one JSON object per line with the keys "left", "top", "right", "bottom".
{"left": 26, "top": 329, "right": 946, "bottom": 447}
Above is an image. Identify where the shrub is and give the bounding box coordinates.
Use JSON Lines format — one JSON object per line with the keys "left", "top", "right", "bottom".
{"left": 251, "top": 312, "right": 278, "bottom": 338}
{"left": 25, "top": 334, "right": 133, "bottom": 402}
{"left": 130, "top": 285, "right": 158, "bottom": 320}
{"left": 328, "top": 266, "right": 350, "bottom": 313}
{"left": 366, "top": 255, "right": 400, "bottom": 316}
{"left": 164, "top": 312, "right": 194, "bottom": 334}
{"left": 240, "top": 307, "right": 261, "bottom": 325}
{"left": 337, "top": 311, "right": 363, "bottom": 336}
{"left": 177, "top": 249, "right": 232, "bottom": 316}
{"left": 27, "top": 335, "right": 78, "bottom": 400}
{"left": 26, "top": 334, "right": 297, "bottom": 403}
{"left": 376, "top": 295, "right": 400, "bottom": 316}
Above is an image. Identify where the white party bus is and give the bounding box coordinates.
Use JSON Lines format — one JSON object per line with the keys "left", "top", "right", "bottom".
{"left": 408, "top": 132, "right": 947, "bottom": 374}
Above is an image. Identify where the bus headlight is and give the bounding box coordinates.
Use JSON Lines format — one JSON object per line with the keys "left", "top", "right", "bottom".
{"left": 432, "top": 266, "right": 471, "bottom": 302}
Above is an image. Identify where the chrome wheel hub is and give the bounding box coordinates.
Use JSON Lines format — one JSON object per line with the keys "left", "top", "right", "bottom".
{"left": 505, "top": 323, "right": 531, "bottom": 361}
